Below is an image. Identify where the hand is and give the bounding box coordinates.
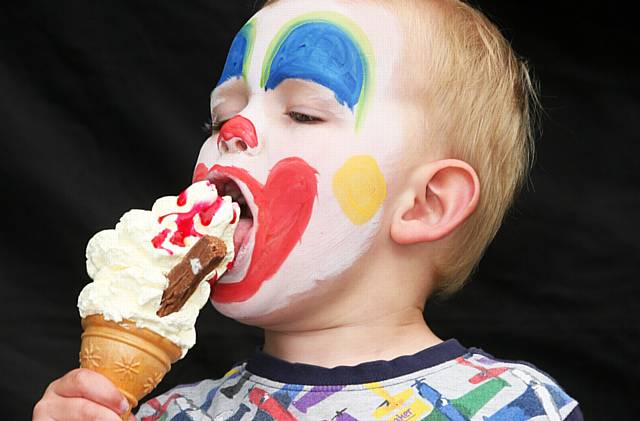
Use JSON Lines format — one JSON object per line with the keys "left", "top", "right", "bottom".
{"left": 33, "top": 368, "right": 136, "bottom": 420}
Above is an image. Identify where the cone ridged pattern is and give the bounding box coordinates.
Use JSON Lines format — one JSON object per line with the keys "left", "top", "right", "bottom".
{"left": 80, "top": 315, "right": 181, "bottom": 419}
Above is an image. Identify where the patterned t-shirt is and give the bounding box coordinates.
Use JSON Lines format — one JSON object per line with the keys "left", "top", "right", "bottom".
{"left": 136, "top": 339, "right": 582, "bottom": 421}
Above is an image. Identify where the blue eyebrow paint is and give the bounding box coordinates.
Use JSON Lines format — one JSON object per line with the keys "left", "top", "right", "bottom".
{"left": 216, "top": 21, "right": 256, "bottom": 87}
{"left": 263, "top": 21, "right": 364, "bottom": 111}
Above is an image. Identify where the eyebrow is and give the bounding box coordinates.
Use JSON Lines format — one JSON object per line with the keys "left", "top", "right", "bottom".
{"left": 303, "top": 94, "right": 343, "bottom": 108}
{"left": 291, "top": 93, "right": 350, "bottom": 119}
{"left": 278, "top": 78, "right": 342, "bottom": 104}
{"left": 260, "top": 14, "right": 373, "bottom": 127}
{"left": 216, "top": 20, "right": 256, "bottom": 88}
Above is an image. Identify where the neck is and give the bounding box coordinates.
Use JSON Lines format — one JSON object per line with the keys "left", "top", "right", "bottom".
{"left": 262, "top": 306, "right": 442, "bottom": 367}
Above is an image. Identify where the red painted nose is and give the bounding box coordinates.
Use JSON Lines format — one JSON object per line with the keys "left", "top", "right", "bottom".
{"left": 218, "top": 115, "right": 258, "bottom": 152}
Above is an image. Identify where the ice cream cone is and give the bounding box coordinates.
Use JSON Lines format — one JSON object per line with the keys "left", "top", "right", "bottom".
{"left": 79, "top": 315, "right": 181, "bottom": 420}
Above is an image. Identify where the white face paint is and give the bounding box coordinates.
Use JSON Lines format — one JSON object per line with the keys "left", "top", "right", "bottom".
{"left": 194, "top": 0, "right": 408, "bottom": 320}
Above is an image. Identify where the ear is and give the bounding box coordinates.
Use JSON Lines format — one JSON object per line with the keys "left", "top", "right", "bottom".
{"left": 390, "top": 159, "right": 480, "bottom": 245}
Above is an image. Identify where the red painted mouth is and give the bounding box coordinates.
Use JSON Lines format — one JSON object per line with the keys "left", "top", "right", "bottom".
{"left": 193, "top": 157, "right": 318, "bottom": 303}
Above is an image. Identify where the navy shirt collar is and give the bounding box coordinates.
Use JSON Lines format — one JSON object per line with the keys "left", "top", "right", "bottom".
{"left": 245, "top": 339, "right": 468, "bottom": 385}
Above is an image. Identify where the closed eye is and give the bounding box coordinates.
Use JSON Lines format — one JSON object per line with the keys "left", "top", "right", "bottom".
{"left": 288, "top": 111, "right": 323, "bottom": 124}
{"left": 204, "top": 116, "right": 231, "bottom": 135}
{"left": 212, "top": 118, "right": 229, "bottom": 132}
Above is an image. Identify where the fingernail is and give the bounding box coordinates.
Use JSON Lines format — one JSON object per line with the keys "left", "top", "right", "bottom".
{"left": 119, "top": 398, "right": 130, "bottom": 414}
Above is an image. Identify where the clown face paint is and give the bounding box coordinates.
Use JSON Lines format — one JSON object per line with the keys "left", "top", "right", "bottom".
{"left": 195, "top": 0, "right": 409, "bottom": 320}
{"left": 216, "top": 20, "right": 256, "bottom": 86}
{"left": 260, "top": 12, "right": 374, "bottom": 131}
{"left": 332, "top": 155, "right": 387, "bottom": 225}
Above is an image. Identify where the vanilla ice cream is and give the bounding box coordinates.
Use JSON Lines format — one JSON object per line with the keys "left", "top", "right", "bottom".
{"left": 78, "top": 181, "right": 238, "bottom": 357}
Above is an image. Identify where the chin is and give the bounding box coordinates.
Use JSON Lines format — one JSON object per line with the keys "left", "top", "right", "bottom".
{"left": 210, "top": 270, "right": 316, "bottom": 325}
{"left": 209, "top": 252, "right": 370, "bottom": 329}
{"left": 213, "top": 301, "right": 292, "bottom": 328}
{"left": 210, "top": 286, "right": 331, "bottom": 331}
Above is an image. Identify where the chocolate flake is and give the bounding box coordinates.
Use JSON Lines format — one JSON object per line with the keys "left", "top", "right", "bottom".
{"left": 157, "top": 235, "right": 226, "bottom": 317}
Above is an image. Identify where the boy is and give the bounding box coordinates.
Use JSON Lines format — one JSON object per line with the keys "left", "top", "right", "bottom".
{"left": 34, "top": 0, "right": 583, "bottom": 419}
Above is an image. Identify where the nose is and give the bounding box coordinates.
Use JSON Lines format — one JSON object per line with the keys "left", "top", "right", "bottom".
{"left": 218, "top": 115, "right": 258, "bottom": 154}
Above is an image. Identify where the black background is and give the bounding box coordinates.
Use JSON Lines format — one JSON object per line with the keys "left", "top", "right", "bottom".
{"left": 1, "top": 1, "right": 638, "bottom": 419}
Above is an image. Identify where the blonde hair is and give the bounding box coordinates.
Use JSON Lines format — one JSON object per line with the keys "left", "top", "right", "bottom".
{"left": 262, "top": 0, "right": 539, "bottom": 294}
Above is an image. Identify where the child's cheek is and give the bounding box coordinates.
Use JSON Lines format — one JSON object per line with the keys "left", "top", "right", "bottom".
{"left": 332, "top": 155, "right": 387, "bottom": 225}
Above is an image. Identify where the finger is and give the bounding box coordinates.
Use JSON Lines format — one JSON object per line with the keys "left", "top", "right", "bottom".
{"left": 36, "top": 397, "right": 123, "bottom": 421}
{"left": 32, "top": 398, "right": 51, "bottom": 421}
{"left": 51, "top": 369, "right": 129, "bottom": 416}
{"left": 128, "top": 415, "right": 137, "bottom": 421}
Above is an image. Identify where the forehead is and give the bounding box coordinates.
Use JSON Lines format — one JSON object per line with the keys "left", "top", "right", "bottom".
{"left": 230, "top": 0, "right": 403, "bottom": 100}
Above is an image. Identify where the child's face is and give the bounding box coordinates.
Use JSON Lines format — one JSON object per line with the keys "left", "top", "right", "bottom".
{"left": 195, "top": 0, "right": 412, "bottom": 320}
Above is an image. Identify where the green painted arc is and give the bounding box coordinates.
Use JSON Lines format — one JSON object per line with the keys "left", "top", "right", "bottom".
{"left": 241, "top": 19, "right": 256, "bottom": 80}
{"left": 259, "top": 11, "right": 375, "bottom": 131}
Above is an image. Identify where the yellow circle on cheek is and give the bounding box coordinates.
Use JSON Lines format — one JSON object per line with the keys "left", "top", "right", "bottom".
{"left": 332, "top": 155, "right": 388, "bottom": 225}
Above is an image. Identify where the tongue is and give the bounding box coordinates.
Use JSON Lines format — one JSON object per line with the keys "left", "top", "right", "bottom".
{"left": 233, "top": 218, "right": 253, "bottom": 253}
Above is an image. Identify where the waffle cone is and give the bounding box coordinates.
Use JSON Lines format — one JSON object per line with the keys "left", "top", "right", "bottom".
{"left": 79, "top": 315, "right": 181, "bottom": 419}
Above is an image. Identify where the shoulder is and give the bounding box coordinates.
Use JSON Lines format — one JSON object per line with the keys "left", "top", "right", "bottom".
{"left": 450, "top": 346, "right": 582, "bottom": 420}
{"left": 135, "top": 363, "right": 246, "bottom": 420}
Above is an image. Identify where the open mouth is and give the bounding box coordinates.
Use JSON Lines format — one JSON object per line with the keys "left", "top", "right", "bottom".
{"left": 207, "top": 174, "right": 257, "bottom": 283}
{"left": 195, "top": 158, "right": 318, "bottom": 303}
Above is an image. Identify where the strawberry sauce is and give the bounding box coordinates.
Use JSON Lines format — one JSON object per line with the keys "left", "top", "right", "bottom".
{"left": 151, "top": 188, "right": 223, "bottom": 254}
